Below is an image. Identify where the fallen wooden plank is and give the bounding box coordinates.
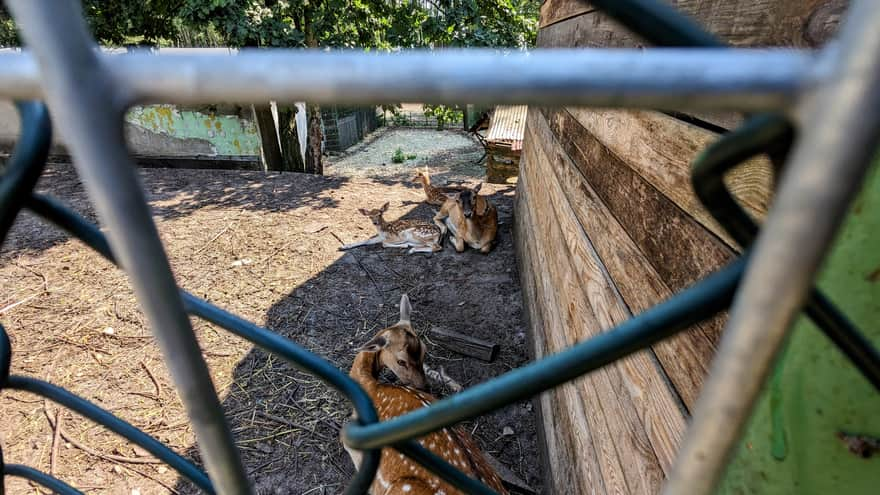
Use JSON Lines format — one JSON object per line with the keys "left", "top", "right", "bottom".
{"left": 427, "top": 327, "right": 499, "bottom": 363}
{"left": 482, "top": 451, "right": 538, "bottom": 495}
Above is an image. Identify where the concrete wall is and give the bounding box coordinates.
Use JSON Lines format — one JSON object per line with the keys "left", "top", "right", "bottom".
{"left": 0, "top": 100, "right": 262, "bottom": 159}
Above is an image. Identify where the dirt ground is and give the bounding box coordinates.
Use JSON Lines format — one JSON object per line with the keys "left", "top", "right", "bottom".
{"left": 0, "top": 152, "right": 541, "bottom": 493}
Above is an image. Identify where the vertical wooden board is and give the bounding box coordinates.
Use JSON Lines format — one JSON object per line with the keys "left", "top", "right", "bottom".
{"left": 540, "top": 0, "right": 593, "bottom": 28}
{"left": 524, "top": 117, "right": 688, "bottom": 475}
{"left": 522, "top": 167, "right": 630, "bottom": 495}
{"left": 525, "top": 152, "right": 664, "bottom": 494}
{"left": 541, "top": 107, "right": 734, "bottom": 294}
{"left": 518, "top": 153, "right": 606, "bottom": 495}
{"left": 542, "top": 0, "right": 847, "bottom": 48}
{"left": 522, "top": 141, "right": 648, "bottom": 494}
{"left": 526, "top": 110, "right": 719, "bottom": 411}
{"left": 523, "top": 135, "right": 677, "bottom": 486}
{"left": 514, "top": 184, "right": 560, "bottom": 493}
{"left": 564, "top": 107, "right": 774, "bottom": 248}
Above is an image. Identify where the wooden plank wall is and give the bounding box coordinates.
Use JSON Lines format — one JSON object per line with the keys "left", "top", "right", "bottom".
{"left": 517, "top": 1, "right": 847, "bottom": 493}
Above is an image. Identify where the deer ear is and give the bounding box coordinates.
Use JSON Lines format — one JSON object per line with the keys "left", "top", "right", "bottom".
{"left": 358, "top": 208, "right": 368, "bottom": 216}
{"left": 356, "top": 335, "right": 387, "bottom": 353}
{"left": 473, "top": 183, "right": 482, "bottom": 194}
{"left": 398, "top": 294, "right": 412, "bottom": 325}
{"left": 381, "top": 202, "right": 389, "bottom": 212}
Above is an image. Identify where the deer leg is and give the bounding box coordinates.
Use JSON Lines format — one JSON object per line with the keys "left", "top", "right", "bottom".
{"left": 339, "top": 235, "right": 382, "bottom": 250}
{"left": 453, "top": 235, "right": 465, "bottom": 253}
{"left": 432, "top": 212, "right": 448, "bottom": 236}
{"left": 407, "top": 245, "right": 436, "bottom": 254}
{"left": 382, "top": 240, "right": 412, "bottom": 248}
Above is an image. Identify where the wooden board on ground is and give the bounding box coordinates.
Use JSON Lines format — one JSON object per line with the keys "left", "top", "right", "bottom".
{"left": 427, "top": 327, "right": 499, "bottom": 362}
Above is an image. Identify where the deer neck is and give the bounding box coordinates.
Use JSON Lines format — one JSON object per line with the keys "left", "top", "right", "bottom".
{"left": 419, "top": 177, "right": 433, "bottom": 193}
{"left": 474, "top": 196, "right": 490, "bottom": 217}
{"left": 376, "top": 216, "right": 391, "bottom": 236}
{"left": 350, "top": 351, "right": 381, "bottom": 394}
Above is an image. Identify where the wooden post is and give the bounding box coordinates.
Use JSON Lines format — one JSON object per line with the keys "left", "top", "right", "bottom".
{"left": 251, "top": 103, "right": 283, "bottom": 171}
{"left": 277, "top": 104, "right": 305, "bottom": 172}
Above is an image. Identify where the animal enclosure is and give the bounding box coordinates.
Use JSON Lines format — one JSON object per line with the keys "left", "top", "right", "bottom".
{"left": 3, "top": 0, "right": 880, "bottom": 494}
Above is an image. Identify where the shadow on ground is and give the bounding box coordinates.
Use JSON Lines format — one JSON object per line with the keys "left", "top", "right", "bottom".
{"left": 167, "top": 180, "right": 541, "bottom": 494}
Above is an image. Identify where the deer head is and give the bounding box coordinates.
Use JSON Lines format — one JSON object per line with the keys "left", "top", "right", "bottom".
{"left": 456, "top": 183, "right": 484, "bottom": 219}
{"left": 356, "top": 294, "right": 427, "bottom": 389}
{"left": 357, "top": 202, "right": 389, "bottom": 229}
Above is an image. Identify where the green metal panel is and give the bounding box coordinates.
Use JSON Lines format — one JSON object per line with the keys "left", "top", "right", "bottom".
{"left": 719, "top": 160, "right": 880, "bottom": 494}
{"left": 126, "top": 104, "right": 261, "bottom": 156}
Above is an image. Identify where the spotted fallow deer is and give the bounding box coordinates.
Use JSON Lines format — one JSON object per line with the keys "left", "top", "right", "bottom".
{"left": 340, "top": 202, "right": 442, "bottom": 254}
{"left": 433, "top": 183, "right": 498, "bottom": 254}
{"left": 413, "top": 171, "right": 465, "bottom": 207}
{"left": 345, "top": 294, "right": 508, "bottom": 495}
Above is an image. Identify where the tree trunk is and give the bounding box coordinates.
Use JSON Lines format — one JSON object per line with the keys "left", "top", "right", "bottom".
{"left": 252, "top": 103, "right": 283, "bottom": 171}
{"left": 304, "top": 103, "right": 323, "bottom": 174}
{"left": 277, "top": 104, "right": 305, "bottom": 172}
{"left": 303, "top": 15, "right": 323, "bottom": 175}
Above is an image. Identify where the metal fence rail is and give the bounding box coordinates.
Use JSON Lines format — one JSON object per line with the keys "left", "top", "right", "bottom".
{"left": 0, "top": 49, "right": 822, "bottom": 111}
{"left": 1, "top": 1, "right": 879, "bottom": 494}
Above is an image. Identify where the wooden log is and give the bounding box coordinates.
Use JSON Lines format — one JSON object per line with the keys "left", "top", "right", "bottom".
{"left": 427, "top": 327, "right": 499, "bottom": 362}
{"left": 526, "top": 109, "right": 721, "bottom": 410}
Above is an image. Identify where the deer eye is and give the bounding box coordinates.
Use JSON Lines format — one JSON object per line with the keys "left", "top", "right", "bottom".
{"left": 397, "top": 359, "right": 408, "bottom": 368}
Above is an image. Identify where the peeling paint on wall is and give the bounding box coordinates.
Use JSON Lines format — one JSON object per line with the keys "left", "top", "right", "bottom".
{"left": 2, "top": 100, "right": 262, "bottom": 159}
{"left": 125, "top": 104, "right": 262, "bottom": 156}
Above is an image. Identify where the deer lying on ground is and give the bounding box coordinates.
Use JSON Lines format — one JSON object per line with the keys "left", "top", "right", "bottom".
{"left": 433, "top": 183, "right": 498, "bottom": 254}
{"left": 340, "top": 202, "right": 442, "bottom": 254}
{"left": 413, "top": 171, "right": 465, "bottom": 206}
{"left": 345, "top": 294, "right": 508, "bottom": 495}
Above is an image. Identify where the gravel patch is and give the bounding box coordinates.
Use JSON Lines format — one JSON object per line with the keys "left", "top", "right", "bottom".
{"left": 326, "top": 127, "right": 485, "bottom": 183}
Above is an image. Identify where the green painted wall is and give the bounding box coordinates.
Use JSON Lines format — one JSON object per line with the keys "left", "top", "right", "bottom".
{"left": 126, "top": 104, "right": 261, "bottom": 156}
{"left": 719, "top": 160, "right": 880, "bottom": 494}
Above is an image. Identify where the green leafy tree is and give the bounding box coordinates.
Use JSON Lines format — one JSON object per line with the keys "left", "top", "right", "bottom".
{"left": 423, "top": 103, "right": 464, "bottom": 130}
{"left": 422, "top": 0, "right": 538, "bottom": 48}
{"left": 1, "top": 1, "right": 180, "bottom": 47}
